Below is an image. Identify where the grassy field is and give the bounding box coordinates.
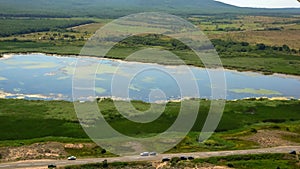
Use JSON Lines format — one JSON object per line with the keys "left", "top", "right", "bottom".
{"left": 192, "top": 153, "right": 299, "bottom": 169}
{"left": 206, "top": 15, "right": 300, "bottom": 49}
{"left": 0, "top": 98, "right": 300, "bottom": 152}
{"left": 210, "top": 30, "right": 300, "bottom": 50}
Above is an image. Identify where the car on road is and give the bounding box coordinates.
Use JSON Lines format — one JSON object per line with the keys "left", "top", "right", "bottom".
{"left": 140, "top": 152, "right": 149, "bottom": 156}
{"left": 67, "top": 156, "right": 77, "bottom": 160}
{"left": 149, "top": 152, "right": 157, "bottom": 156}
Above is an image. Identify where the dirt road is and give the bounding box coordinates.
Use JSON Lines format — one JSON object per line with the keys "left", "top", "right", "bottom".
{"left": 0, "top": 146, "right": 299, "bottom": 169}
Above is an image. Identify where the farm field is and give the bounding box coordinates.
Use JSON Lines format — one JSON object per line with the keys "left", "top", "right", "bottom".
{"left": 206, "top": 15, "right": 300, "bottom": 49}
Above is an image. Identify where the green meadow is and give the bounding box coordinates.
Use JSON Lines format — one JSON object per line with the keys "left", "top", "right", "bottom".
{"left": 0, "top": 98, "right": 300, "bottom": 153}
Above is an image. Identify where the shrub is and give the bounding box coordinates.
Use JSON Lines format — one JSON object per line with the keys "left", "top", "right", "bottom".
{"left": 250, "top": 128, "right": 257, "bottom": 133}
{"left": 171, "top": 157, "right": 181, "bottom": 165}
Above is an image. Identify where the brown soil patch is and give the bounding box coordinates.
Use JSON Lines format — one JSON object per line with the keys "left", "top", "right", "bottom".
{"left": 0, "top": 142, "right": 67, "bottom": 162}
{"left": 0, "top": 142, "right": 96, "bottom": 162}
{"left": 242, "top": 130, "right": 300, "bottom": 147}
{"left": 19, "top": 167, "right": 48, "bottom": 169}
{"left": 64, "top": 143, "right": 84, "bottom": 149}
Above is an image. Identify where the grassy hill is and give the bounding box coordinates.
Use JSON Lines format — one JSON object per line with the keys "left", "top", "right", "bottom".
{"left": 0, "top": 0, "right": 299, "bottom": 18}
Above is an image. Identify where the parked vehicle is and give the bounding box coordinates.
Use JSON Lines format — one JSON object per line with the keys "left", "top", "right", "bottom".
{"left": 188, "top": 156, "right": 195, "bottom": 160}
{"left": 180, "top": 156, "right": 188, "bottom": 160}
{"left": 67, "top": 156, "right": 77, "bottom": 160}
{"left": 162, "top": 157, "right": 171, "bottom": 162}
{"left": 48, "top": 164, "right": 56, "bottom": 168}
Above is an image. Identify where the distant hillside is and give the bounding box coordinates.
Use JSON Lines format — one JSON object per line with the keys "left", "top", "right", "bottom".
{"left": 0, "top": 0, "right": 299, "bottom": 18}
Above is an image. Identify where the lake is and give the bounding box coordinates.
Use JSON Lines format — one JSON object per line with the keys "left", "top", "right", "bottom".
{"left": 0, "top": 53, "right": 299, "bottom": 101}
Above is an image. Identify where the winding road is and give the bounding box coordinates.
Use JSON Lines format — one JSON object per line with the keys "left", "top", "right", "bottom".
{"left": 1, "top": 146, "right": 299, "bottom": 169}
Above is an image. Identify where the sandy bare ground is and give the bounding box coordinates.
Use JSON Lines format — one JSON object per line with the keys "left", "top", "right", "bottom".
{"left": 0, "top": 143, "right": 97, "bottom": 162}
{"left": 242, "top": 130, "right": 300, "bottom": 147}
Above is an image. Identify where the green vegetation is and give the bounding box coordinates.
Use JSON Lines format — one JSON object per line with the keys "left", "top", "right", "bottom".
{"left": 65, "top": 145, "right": 115, "bottom": 158}
{"left": 106, "top": 34, "right": 300, "bottom": 75}
{"left": 1, "top": 0, "right": 299, "bottom": 19}
{"left": 1, "top": 33, "right": 299, "bottom": 75}
{"left": 14, "top": 28, "right": 292, "bottom": 75}
{"left": 0, "top": 14, "right": 299, "bottom": 75}
{"left": 99, "top": 98, "right": 300, "bottom": 135}
{"left": 0, "top": 18, "right": 94, "bottom": 37}
{"left": 0, "top": 1, "right": 299, "bottom": 159}
{"left": 0, "top": 98, "right": 300, "bottom": 151}
{"left": 0, "top": 99, "right": 86, "bottom": 142}
{"left": 65, "top": 161, "right": 152, "bottom": 169}
{"left": 193, "top": 153, "right": 299, "bottom": 169}
{"left": 0, "top": 2, "right": 299, "bottom": 168}
{"left": 0, "top": 40, "right": 83, "bottom": 55}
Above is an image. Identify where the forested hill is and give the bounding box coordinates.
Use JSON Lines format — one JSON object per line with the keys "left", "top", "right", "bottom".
{"left": 0, "top": 0, "right": 299, "bottom": 18}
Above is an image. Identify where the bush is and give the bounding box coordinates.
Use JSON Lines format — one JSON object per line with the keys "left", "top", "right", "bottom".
{"left": 101, "top": 149, "right": 107, "bottom": 154}
{"left": 102, "top": 159, "right": 108, "bottom": 168}
{"left": 171, "top": 157, "right": 181, "bottom": 165}
{"left": 250, "top": 128, "right": 257, "bottom": 133}
{"left": 262, "top": 119, "right": 286, "bottom": 123}
{"left": 256, "top": 43, "right": 266, "bottom": 50}
{"left": 227, "top": 163, "right": 234, "bottom": 168}
{"left": 204, "top": 140, "right": 223, "bottom": 147}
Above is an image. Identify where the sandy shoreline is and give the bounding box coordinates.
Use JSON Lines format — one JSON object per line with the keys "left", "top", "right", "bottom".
{"left": 0, "top": 90, "right": 68, "bottom": 100}
{"left": 1, "top": 53, "right": 14, "bottom": 60}
{"left": 0, "top": 90, "right": 298, "bottom": 102}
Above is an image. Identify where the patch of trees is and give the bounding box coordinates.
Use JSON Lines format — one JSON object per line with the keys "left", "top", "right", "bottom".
{"left": 211, "top": 39, "right": 299, "bottom": 55}
{"left": 212, "top": 21, "right": 233, "bottom": 24}
{"left": 110, "top": 34, "right": 299, "bottom": 59}
{"left": 215, "top": 27, "right": 242, "bottom": 32}
{"left": 0, "top": 13, "right": 72, "bottom": 18}
{"left": 117, "top": 34, "right": 190, "bottom": 50}
{"left": 0, "top": 18, "right": 95, "bottom": 37}
{"left": 272, "top": 20, "right": 300, "bottom": 25}
{"left": 263, "top": 27, "right": 283, "bottom": 31}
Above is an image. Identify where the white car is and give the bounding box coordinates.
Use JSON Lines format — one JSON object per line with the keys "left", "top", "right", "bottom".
{"left": 140, "top": 152, "right": 149, "bottom": 156}
{"left": 67, "top": 156, "right": 77, "bottom": 160}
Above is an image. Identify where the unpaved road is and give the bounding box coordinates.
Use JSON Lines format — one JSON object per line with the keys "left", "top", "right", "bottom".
{"left": 1, "top": 146, "right": 299, "bottom": 169}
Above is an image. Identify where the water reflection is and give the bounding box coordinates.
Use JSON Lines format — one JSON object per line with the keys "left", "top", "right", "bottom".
{"left": 0, "top": 54, "right": 299, "bottom": 101}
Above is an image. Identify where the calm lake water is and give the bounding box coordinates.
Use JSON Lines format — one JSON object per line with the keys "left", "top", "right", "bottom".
{"left": 0, "top": 53, "right": 300, "bottom": 101}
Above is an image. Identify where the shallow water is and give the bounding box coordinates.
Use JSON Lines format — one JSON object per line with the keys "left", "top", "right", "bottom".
{"left": 0, "top": 53, "right": 299, "bottom": 101}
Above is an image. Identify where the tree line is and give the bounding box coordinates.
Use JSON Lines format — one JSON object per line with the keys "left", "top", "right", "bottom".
{"left": 0, "top": 18, "right": 94, "bottom": 37}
